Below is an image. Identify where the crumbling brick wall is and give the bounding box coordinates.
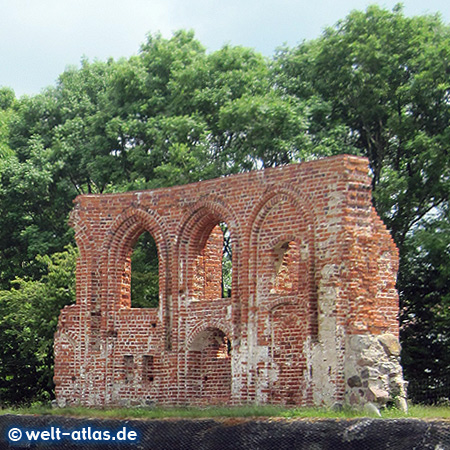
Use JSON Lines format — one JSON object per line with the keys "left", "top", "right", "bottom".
{"left": 54, "top": 155, "right": 406, "bottom": 409}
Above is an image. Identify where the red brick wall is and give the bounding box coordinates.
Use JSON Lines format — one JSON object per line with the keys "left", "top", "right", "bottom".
{"left": 269, "top": 303, "right": 308, "bottom": 405}
{"left": 54, "top": 155, "right": 401, "bottom": 407}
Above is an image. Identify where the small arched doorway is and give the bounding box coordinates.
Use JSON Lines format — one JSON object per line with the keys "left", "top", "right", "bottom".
{"left": 186, "top": 327, "right": 232, "bottom": 405}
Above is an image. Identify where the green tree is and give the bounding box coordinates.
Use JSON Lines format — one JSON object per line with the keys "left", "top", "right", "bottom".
{"left": 106, "top": 31, "right": 210, "bottom": 188}
{"left": 217, "top": 92, "right": 307, "bottom": 169}
{"left": 0, "top": 246, "right": 76, "bottom": 404}
{"left": 178, "top": 44, "right": 285, "bottom": 174}
{"left": 109, "top": 33, "right": 306, "bottom": 186}
{"left": 0, "top": 87, "right": 16, "bottom": 160}
{"left": 51, "top": 58, "right": 122, "bottom": 194}
{"left": 131, "top": 232, "right": 159, "bottom": 308}
{"left": 1, "top": 60, "right": 118, "bottom": 287}
{"left": 0, "top": 139, "right": 73, "bottom": 286}
{"left": 399, "top": 210, "right": 450, "bottom": 403}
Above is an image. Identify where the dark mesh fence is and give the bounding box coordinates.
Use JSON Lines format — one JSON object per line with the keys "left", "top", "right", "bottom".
{"left": 407, "top": 374, "right": 450, "bottom": 405}
{"left": 2, "top": 415, "right": 450, "bottom": 450}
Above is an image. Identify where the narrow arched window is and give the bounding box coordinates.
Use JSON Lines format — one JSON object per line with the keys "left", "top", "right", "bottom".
{"left": 192, "top": 221, "right": 232, "bottom": 300}
{"left": 220, "top": 222, "right": 232, "bottom": 298}
{"left": 130, "top": 231, "right": 159, "bottom": 308}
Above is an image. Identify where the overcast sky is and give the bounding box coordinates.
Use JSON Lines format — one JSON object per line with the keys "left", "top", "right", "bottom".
{"left": 1, "top": 0, "right": 449, "bottom": 97}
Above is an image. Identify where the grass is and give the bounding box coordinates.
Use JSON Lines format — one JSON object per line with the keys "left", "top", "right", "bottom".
{"left": 1, "top": 404, "right": 450, "bottom": 420}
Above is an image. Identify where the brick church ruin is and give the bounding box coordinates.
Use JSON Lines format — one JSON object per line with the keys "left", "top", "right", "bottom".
{"left": 54, "top": 155, "right": 406, "bottom": 409}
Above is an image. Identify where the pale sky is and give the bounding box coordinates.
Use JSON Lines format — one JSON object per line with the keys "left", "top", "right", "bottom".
{"left": 1, "top": 0, "right": 449, "bottom": 97}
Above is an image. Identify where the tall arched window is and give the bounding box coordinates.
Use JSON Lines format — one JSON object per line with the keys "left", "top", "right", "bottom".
{"left": 192, "top": 221, "right": 232, "bottom": 300}
{"left": 220, "top": 222, "right": 232, "bottom": 298}
{"left": 130, "top": 231, "right": 159, "bottom": 308}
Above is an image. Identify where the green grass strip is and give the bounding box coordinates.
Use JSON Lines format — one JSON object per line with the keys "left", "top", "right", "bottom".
{"left": 1, "top": 404, "right": 450, "bottom": 420}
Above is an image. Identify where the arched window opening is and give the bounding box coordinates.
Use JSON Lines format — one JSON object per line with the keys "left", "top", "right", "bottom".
{"left": 220, "top": 222, "right": 232, "bottom": 298}
{"left": 193, "top": 221, "right": 232, "bottom": 300}
{"left": 130, "top": 231, "right": 159, "bottom": 308}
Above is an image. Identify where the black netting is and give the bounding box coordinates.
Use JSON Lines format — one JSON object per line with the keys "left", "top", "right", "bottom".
{"left": 407, "top": 375, "right": 450, "bottom": 406}
{"left": 2, "top": 415, "right": 450, "bottom": 450}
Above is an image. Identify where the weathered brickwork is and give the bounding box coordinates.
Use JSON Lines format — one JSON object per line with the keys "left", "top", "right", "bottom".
{"left": 54, "top": 155, "right": 406, "bottom": 409}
